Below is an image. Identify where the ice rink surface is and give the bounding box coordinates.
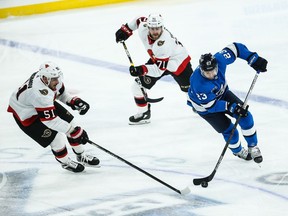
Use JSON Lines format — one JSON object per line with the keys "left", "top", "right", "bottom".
{"left": 0, "top": 0, "right": 288, "bottom": 215}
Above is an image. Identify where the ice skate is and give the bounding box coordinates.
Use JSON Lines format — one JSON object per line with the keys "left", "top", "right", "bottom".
{"left": 248, "top": 146, "right": 263, "bottom": 163}
{"left": 74, "top": 150, "right": 100, "bottom": 167}
{"left": 233, "top": 147, "right": 252, "bottom": 161}
{"left": 57, "top": 157, "right": 85, "bottom": 173}
{"left": 129, "top": 104, "right": 151, "bottom": 125}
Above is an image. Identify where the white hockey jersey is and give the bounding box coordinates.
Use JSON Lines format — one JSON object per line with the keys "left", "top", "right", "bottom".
{"left": 7, "top": 72, "right": 74, "bottom": 134}
{"left": 127, "top": 17, "right": 191, "bottom": 77}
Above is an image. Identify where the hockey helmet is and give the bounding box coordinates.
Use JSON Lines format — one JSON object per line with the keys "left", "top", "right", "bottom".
{"left": 199, "top": 53, "right": 217, "bottom": 71}
{"left": 147, "top": 13, "right": 164, "bottom": 28}
{"left": 38, "top": 61, "right": 62, "bottom": 84}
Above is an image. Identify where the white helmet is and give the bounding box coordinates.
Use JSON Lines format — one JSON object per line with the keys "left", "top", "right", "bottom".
{"left": 147, "top": 13, "right": 164, "bottom": 28}
{"left": 38, "top": 61, "right": 62, "bottom": 85}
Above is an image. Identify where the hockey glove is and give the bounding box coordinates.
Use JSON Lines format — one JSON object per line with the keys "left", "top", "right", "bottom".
{"left": 115, "top": 24, "right": 133, "bottom": 43}
{"left": 248, "top": 53, "right": 268, "bottom": 72}
{"left": 67, "top": 126, "right": 89, "bottom": 145}
{"left": 129, "top": 65, "right": 147, "bottom": 77}
{"left": 227, "top": 102, "right": 249, "bottom": 117}
{"left": 67, "top": 97, "right": 90, "bottom": 115}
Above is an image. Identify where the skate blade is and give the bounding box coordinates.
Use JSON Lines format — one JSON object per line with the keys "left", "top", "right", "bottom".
{"left": 81, "top": 164, "right": 101, "bottom": 168}
{"left": 128, "top": 120, "right": 151, "bottom": 125}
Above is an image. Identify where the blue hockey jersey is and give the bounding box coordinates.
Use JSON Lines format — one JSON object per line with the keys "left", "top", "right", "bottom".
{"left": 188, "top": 42, "right": 258, "bottom": 115}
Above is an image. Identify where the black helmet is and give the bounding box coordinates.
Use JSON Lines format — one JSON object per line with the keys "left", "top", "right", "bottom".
{"left": 199, "top": 53, "right": 217, "bottom": 71}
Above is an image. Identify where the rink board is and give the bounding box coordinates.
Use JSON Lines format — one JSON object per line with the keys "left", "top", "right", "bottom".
{"left": 0, "top": 0, "right": 135, "bottom": 18}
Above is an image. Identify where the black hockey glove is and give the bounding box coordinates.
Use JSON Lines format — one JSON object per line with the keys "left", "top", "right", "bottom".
{"left": 129, "top": 65, "right": 147, "bottom": 77}
{"left": 68, "top": 126, "right": 89, "bottom": 145}
{"left": 115, "top": 24, "right": 133, "bottom": 43}
{"left": 248, "top": 53, "right": 268, "bottom": 72}
{"left": 67, "top": 97, "right": 90, "bottom": 115}
{"left": 227, "top": 102, "right": 249, "bottom": 117}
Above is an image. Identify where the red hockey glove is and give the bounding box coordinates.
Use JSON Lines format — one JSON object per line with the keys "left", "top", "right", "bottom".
{"left": 115, "top": 24, "right": 133, "bottom": 43}
{"left": 129, "top": 65, "right": 148, "bottom": 77}
{"left": 67, "top": 126, "right": 89, "bottom": 145}
{"left": 67, "top": 97, "right": 90, "bottom": 115}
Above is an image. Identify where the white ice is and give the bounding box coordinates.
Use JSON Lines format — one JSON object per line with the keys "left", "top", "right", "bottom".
{"left": 0, "top": 0, "right": 288, "bottom": 215}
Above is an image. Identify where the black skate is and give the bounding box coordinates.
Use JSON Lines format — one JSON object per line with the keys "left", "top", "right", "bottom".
{"left": 129, "top": 104, "right": 151, "bottom": 125}
{"left": 56, "top": 157, "right": 85, "bottom": 173}
{"left": 248, "top": 146, "right": 263, "bottom": 163}
{"left": 73, "top": 150, "right": 100, "bottom": 167}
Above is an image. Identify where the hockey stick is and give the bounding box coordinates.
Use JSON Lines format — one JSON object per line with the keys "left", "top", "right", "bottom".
{"left": 121, "top": 41, "right": 164, "bottom": 103}
{"left": 88, "top": 140, "right": 190, "bottom": 195}
{"left": 193, "top": 71, "right": 260, "bottom": 187}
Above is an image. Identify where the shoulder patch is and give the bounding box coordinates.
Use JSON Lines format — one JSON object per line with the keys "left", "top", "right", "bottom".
{"left": 39, "top": 89, "right": 48, "bottom": 95}
{"left": 157, "top": 40, "right": 165, "bottom": 46}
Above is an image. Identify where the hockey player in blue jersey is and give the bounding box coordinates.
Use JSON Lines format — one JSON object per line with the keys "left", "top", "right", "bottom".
{"left": 188, "top": 42, "right": 268, "bottom": 163}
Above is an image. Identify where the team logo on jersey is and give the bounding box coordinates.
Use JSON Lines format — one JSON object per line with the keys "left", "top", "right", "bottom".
{"left": 143, "top": 76, "right": 152, "bottom": 84}
{"left": 212, "top": 83, "right": 226, "bottom": 98}
{"left": 41, "top": 129, "right": 52, "bottom": 138}
{"left": 157, "top": 40, "right": 165, "bottom": 46}
{"left": 39, "top": 89, "right": 48, "bottom": 95}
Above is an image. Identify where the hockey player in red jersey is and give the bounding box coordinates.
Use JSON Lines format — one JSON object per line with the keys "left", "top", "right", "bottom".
{"left": 7, "top": 62, "right": 99, "bottom": 172}
{"left": 115, "top": 13, "right": 193, "bottom": 125}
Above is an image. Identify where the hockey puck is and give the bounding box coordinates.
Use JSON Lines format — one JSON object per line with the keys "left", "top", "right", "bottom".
{"left": 201, "top": 181, "right": 208, "bottom": 188}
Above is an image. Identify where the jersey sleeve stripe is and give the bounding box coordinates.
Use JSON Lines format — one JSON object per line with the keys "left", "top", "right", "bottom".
{"left": 225, "top": 43, "right": 238, "bottom": 58}
{"left": 39, "top": 116, "right": 57, "bottom": 122}
{"left": 35, "top": 106, "right": 55, "bottom": 111}
{"left": 174, "top": 56, "right": 191, "bottom": 76}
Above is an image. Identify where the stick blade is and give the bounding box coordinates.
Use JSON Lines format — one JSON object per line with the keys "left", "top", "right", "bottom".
{"left": 193, "top": 177, "right": 209, "bottom": 186}
{"left": 193, "top": 170, "right": 216, "bottom": 186}
{"left": 180, "top": 186, "right": 191, "bottom": 195}
{"left": 146, "top": 97, "right": 164, "bottom": 103}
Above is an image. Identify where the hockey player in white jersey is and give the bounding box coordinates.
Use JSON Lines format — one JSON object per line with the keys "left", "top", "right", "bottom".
{"left": 7, "top": 62, "right": 99, "bottom": 172}
{"left": 115, "top": 13, "right": 193, "bottom": 125}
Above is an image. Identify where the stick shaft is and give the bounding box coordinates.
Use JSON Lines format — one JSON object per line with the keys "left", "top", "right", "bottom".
{"left": 121, "top": 41, "right": 164, "bottom": 103}
{"left": 88, "top": 140, "right": 183, "bottom": 194}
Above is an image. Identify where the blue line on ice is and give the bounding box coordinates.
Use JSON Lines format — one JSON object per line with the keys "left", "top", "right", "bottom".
{"left": 1, "top": 38, "right": 288, "bottom": 109}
